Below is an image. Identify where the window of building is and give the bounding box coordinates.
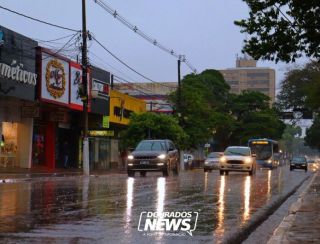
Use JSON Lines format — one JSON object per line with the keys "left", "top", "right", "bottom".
{"left": 113, "top": 106, "right": 133, "bottom": 119}
{"left": 247, "top": 88, "right": 270, "bottom": 92}
{"left": 247, "top": 80, "right": 270, "bottom": 86}
{"left": 247, "top": 73, "right": 270, "bottom": 79}
{"left": 227, "top": 80, "right": 239, "bottom": 85}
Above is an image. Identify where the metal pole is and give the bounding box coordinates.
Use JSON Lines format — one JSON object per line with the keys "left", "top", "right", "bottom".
{"left": 82, "top": 0, "right": 89, "bottom": 176}
{"left": 177, "top": 59, "right": 181, "bottom": 113}
{"left": 177, "top": 58, "right": 184, "bottom": 171}
{"left": 111, "top": 74, "right": 114, "bottom": 89}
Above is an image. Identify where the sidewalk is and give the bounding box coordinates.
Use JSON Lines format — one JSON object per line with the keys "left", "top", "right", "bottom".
{"left": 0, "top": 166, "right": 126, "bottom": 182}
{"left": 268, "top": 171, "right": 320, "bottom": 243}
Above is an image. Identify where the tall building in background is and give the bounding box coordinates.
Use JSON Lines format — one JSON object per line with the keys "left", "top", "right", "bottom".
{"left": 219, "top": 57, "right": 276, "bottom": 103}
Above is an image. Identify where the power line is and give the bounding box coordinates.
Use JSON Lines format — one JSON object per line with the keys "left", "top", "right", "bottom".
{"left": 113, "top": 78, "right": 155, "bottom": 96}
{"left": 273, "top": 4, "right": 299, "bottom": 33}
{"left": 89, "top": 50, "right": 138, "bottom": 82}
{"left": 86, "top": 57, "right": 150, "bottom": 94}
{"left": 0, "top": 4, "right": 79, "bottom": 32}
{"left": 35, "top": 33, "right": 79, "bottom": 44}
{"left": 91, "top": 35, "right": 174, "bottom": 88}
{"left": 113, "top": 76, "right": 158, "bottom": 95}
{"left": 41, "top": 33, "right": 80, "bottom": 60}
{"left": 92, "top": 0, "right": 197, "bottom": 73}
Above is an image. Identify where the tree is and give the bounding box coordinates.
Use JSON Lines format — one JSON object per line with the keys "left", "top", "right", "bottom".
{"left": 305, "top": 115, "right": 320, "bottom": 151}
{"left": 279, "top": 124, "right": 302, "bottom": 154}
{"left": 277, "top": 61, "right": 320, "bottom": 112}
{"left": 169, "top": 69, "right": 232, "bottom": 148}
{"left": 120, "top": 112, "right": 188, "bottom": 149}
{"left": 235, "top": 1, "right": 320, "bottom": 62}
{"left": 229, "top": 91, "right": 285, "bottom": 145}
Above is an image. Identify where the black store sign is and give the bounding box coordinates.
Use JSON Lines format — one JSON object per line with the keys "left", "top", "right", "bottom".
{"left": 90, "top": 66, "right": 110, "bottom": 116}
{"left": 0, "top": 26, "right": 37, "bottom": 101}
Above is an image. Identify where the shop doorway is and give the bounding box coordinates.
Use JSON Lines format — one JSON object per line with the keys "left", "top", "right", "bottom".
{"left": 32, "top": 124, "right": 46, "bottom": 166}
{"left": 89, "top": 137, "right": 111, "bottom": 171}
{"left": 56, "top": 127, "right": 78, "bottom": 168}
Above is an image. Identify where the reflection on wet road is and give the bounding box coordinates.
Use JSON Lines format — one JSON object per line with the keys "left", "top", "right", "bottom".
{"left": 0, "top": 166, "right": 313, "bottom": 243}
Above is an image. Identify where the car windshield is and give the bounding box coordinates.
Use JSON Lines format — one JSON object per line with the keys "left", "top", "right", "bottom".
{"left": 135, "top": 141, "right": 167, "bottom": 151}
{"left": 292, "top": 157, "right": 306, "bottom": 163}
{"left": 224, "top": 147, "right": 250, "bottom": 156}
{"left": 207, "top": 152, "right": 221, "bottom": 158}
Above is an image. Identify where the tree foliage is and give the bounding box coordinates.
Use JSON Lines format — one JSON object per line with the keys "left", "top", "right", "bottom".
{"left": 169, "top": 69, "right": 232, "bottom": 148}
{"left": 120, "top": 112, "right": 188, "bottom": 149}
{"left": 278, "top": 124, "right": 301, "bottom": 154}
{"left": 168, "top": 70, "right": 285, "bottom": 149}
{"left": 235, "top": 1, "right": 320, "bottom": 62}
{"left": 229, "top": 91, "right": 285, "bottom": 145}
{"left": 277, "top": 61, "right": 320, "bottom": 112}
{"left": 305, "top": 115, "right": 320, "bottom": 151}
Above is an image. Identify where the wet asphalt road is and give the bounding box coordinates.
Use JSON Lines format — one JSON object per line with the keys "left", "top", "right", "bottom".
{"left": 0, "top": 165, "right": 314, "bottom": 244}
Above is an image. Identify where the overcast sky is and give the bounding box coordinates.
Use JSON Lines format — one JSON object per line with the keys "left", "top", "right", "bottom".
{"left": 0, "top": 0, "right": 306, "bottom": 91}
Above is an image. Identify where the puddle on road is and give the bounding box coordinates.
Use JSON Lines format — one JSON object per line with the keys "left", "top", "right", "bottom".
{"left": 0, "top": 169, "right": 311, "bottom": 243}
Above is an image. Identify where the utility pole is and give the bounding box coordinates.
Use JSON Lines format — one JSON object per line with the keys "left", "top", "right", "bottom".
{"left": 177, "top": 57, "right": 184, "bottom": 171}
{"left": 82, "top": 0, "right": 89, "bottom": 176}
{"left": 177, "top": 58, "right": 181, "bottom": 114}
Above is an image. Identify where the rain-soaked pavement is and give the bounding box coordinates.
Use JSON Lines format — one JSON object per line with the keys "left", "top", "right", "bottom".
{"left": 0, "top": 165, "right": 313, "bottom": 244}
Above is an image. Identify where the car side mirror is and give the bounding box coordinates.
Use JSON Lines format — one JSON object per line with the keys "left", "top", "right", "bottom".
{"left": 168, "top": 147, "right": 175, "bottom": 151}
{"left": 252, "top": 154, "right": 256, "bottom": 157}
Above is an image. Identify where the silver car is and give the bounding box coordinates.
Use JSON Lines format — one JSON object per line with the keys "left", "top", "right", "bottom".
{"left": 204, "top": 152, "right": 223, "bottom": 172}
{"left": 219, "top": 146, "right": 257, "bottom": 176}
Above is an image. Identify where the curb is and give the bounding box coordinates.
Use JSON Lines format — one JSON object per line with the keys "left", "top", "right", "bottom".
{"left": 0, "top": 171, "right": 128, "bottom": 184}
{"left": 222, "top": 174, "right": 311, "bottom": 244}
{"left": 267, "top": 171, "right": 318, "bottom": 244}
{"left": 0, "top": 172, "right": 83, "bottom": 184}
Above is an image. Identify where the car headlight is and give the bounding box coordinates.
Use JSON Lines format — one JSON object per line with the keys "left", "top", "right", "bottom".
{"left": 267, "top": 159, "right": 272, "bottom": 164}
{"left": 127, "top": 155, "right": 134, "bottom": 160}
{"left": 205, "top": 161, "right": 209, "bottom": 165}
{"left": 157, "top": 154, "right": 166, "bottom": 160}
{"left": 245, "top": 157, "right": 252, "bottom": 163}
{"left": 220, "top": 157, "right": 226, "bottom": 163}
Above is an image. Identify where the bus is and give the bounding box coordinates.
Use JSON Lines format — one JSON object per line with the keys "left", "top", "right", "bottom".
{"left": 248, "top": 139, "right": 280, "bottom": 169}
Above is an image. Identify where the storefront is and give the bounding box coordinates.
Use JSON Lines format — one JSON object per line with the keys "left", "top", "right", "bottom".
{"left": 34, "top": 48, "right": 85, "bottom": 169}
{"left": 87, "top": 66, "right": 111, "bottom": 170}
{"left": 35, "top": 48, "right": 110, "bottom": 170}
{"left": 109, "top": 89, "right": 146, "bottom": 169}
{"left": 0, "top": 26, "right": 38, "bottom": 169}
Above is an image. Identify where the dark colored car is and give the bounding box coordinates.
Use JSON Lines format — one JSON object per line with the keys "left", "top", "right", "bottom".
{"left": 127, "top": 139, "right": 179, "bottom": 177}
{"left": 290, "top": 156, "right": 308, "bottom": 172}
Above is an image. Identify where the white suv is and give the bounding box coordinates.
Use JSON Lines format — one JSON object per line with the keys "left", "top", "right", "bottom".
{"left": 219, "top": 146, "right": 256, "bottom": 176}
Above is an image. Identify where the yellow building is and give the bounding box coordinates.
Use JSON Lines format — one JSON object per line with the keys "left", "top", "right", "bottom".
{"left": 105, "top": 90, "right": 146, "bottom": 170}
{"left": 109, "top": 90, "right": 146, "bottom": 125}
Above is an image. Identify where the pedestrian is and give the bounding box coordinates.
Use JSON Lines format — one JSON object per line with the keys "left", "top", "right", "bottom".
{"left": 121, "top": 150, "right": 128, "bottom": 169}
{"left": 62, "top": 141, "right": 69, "bottom": 168}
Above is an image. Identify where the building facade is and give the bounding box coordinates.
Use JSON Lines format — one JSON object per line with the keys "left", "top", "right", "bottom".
{"left": 113, "top": 82, "right": 177, "bottom": 113}
{"left": 35, "top": 48, "right": 111, "bottom": 170}
{"left": 0, "top": 26, "right": 38, "bottom": 169}
{"left": 109, "top": 89, "right": 146, "bottom": 169}
{"left": 219, "top": 57, "right": 276, "bottom": 103}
